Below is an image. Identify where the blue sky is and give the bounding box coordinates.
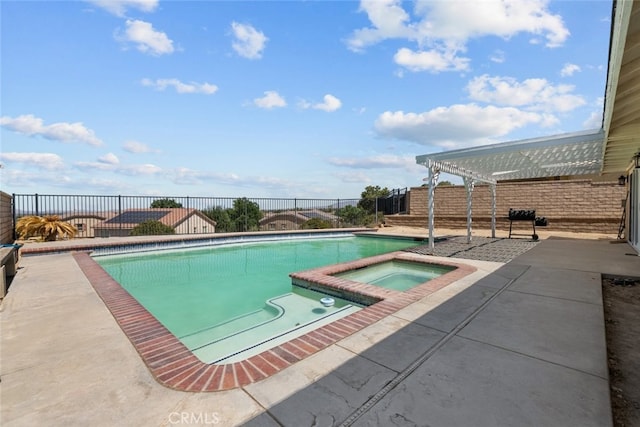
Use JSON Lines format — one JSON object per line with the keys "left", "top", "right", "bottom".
{"left": 1, "top": 0, "right": 612, "bottom": 198}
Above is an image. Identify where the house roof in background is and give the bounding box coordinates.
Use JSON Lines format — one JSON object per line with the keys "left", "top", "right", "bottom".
{"left": 260, "top": 209, "right": 338, "bottom": 224}
{"left": 97, "top": 208, "right": 216, "bottom": 229}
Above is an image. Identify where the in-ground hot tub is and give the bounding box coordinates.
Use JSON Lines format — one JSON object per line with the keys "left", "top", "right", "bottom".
{"left": 333, "top": 259, "right": 455, "bottom": 291}
{"left": 290, "top": 251, "right": 469, "bottom": 308}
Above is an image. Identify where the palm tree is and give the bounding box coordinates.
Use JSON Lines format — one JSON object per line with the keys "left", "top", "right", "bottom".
{"left": 16, "top": 215, "right": 77, "bottom": 241}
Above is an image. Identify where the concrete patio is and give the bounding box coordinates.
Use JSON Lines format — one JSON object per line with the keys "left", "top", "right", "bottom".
{"left": 1, "top": 233, "right": 638, "bottom": 426}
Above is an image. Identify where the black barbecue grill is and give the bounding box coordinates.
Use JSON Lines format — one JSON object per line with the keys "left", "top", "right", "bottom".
{"left": 508, "top": 208, "right": 547, "bottom": 240}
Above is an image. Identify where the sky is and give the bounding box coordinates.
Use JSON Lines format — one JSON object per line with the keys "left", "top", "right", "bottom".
{"left": 0, "top": 0, "right": 613, "bottom": 199}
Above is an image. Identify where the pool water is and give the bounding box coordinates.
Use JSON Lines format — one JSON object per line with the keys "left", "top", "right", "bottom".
{"left": 335, "top": 260, "right": 455, "bottom": 291}
{"left": 96, "top": 235, "right": 421, "bottom": 362}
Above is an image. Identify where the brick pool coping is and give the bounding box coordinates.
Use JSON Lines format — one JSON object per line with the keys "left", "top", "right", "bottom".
{"left": 72, "top": 250, "right": 475, "bottom": 392}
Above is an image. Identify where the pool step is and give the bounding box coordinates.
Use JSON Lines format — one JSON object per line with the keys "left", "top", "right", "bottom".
{"left": 179, "top": 304, "right": 280, "bottom": 350}
{"left": 186, "top": 291, "right": 361, "bottom": 364}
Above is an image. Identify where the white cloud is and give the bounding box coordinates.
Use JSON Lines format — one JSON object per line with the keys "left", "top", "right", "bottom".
{"left": 0, "top": 152, "right": 65, "bottom": 170}
{"left": 374, "top": 104, "right": 547, "bottom": 148}
{"left": 169, "top": 167, "right": 294, "bottom": 190}
{"left": 0, "top": 114, "right": 102, "bottom": 146}
{"left": 117, "top": 19, "right": 174, "bottom": 56}
{"left": 393, "top": 47, "right": 470, "bottom": 73}
{"left": 231, "top": 22, "right": 268, "bottom": 59}
{"left": 346, "top": 0, "right": 416, "bottom": 52}
{"left": 119, "top": 163, "right": 162, "bottom": 176}
{"left": 171, "top": 168, "right": 241, "bottom": 185}
{"left": 0, "top": 168, "right": 78, "bottom": 190}
{"left": 123, "top": 140, "right": 157, "bottom": 153}
{"left": 252, "top": 176, "right": 294, "bottom": 188}
{"left": 98, "top": 153, "right": 120, "bottom": 165}
{"left": 86, "top": 0, "right": 158, "bottom": 17}
{"left": 413, "top": 0, "right": 569, "bottom": 48}
{"left": 490, "top": 49, "right": 506, "bottom": 63}
{"left": 254, "top": 91, "right": 286, "bottom": 109}
{"left": 141, "top": 78, "right": 218, "bottom": 94}
{"left": 560, "top": 63, "right": 581, "bottom": 77}
{"left": 74, "top": 160, "right": 116, "bottom": 171}
{"left": 300, "top": 94, "right": 342, "bottom": 112}
{"left": 336, "top": 172, "right": 372, "bottom": 184}
{"left": 347, "top": 0, "right": 569, "bottom": 73}
{"left": 583, "top": 111, "right": 603, "bottom": 128}
{"left": 83, "top": 178, "right": 133, "bottom": 192}
{"left": 466, "top": 74, "right": 586, "bottom": 112}
{"left": 75, "top": 157, "right": 160, "bottom": 175}
{"left": 329, "top": 154, "right": 420, "bottom": 171}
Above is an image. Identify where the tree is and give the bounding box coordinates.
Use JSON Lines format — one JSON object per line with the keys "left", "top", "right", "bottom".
{"left": 336, "top": 205, "right": 370, "bottom": 227}
{"left": 151, "top": 198, "right": 183, "bottom": 208}
{"left": 201, "top": 206, "right": 233, "bottom": 233}
{"left": 229, "top": 198, "right": 262, "bottom": 232}
{"left": 422, "top": 180, "right": 454, "bottom": 187}
{"left": 357, "top": 185, "right": 390, "bottom": 214}
{"left": 301, "top": 218, "right": 333, "bottom": 229}
{"left": 16, "top": 215, "right": 77, "bottom": 241}
{"left": 130, "top": 220, "right": 175, "bottom": 236}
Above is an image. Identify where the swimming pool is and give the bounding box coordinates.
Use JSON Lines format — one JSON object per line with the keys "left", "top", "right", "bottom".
{"left": 95, "top": 235, "right": 422, "bottom": 362}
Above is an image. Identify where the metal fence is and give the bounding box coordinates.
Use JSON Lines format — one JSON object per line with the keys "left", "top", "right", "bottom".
{"left": 12, "top": 193, "right": 372, "bottom": 239}
{"left": 378, "top": 187, "right": 407, "bottom": 215}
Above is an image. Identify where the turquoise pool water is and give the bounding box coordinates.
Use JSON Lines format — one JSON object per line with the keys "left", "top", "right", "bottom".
{"left": 334, "top": 260, "right": 455, "bottom": 291}
{"left": 96, "top": 235, "right": 422, "bottom": 362}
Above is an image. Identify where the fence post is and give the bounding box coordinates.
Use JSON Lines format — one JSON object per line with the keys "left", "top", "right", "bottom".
{"left": 118, "top": 195, "right": 122, "bottom": 234}
{"left": 186, "top": 196, "right": 191, "bottom": 234}
{"left": 35, "top": 193, "right": 39, "bottom": 217}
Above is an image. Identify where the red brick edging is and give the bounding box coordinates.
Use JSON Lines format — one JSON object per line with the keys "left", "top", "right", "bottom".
{"left": 72, "top": 251, "right": 475, "bottom": 392}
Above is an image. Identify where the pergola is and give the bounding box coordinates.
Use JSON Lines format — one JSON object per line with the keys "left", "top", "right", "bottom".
{"left": 415, "top": 0, "right": 640, "bottom": 250}
{"left": 415, "top": 129, "right": 605, "bottom": 248}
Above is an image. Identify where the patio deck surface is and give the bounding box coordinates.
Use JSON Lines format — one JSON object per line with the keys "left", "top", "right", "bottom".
{"left": 1, "top": 232, "right": 638, "bottom": 426}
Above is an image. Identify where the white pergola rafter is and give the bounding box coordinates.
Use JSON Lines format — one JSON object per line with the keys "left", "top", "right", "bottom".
{"left": 417, "top": 159, "right": 496, "bottom": 185}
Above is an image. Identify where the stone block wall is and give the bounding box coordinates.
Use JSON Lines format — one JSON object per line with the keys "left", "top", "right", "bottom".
{"left": 0, "top": 192, "right": 13, "bottom": 244}
{"left": 387, "top": 179, "right": 626, "bottom": 234}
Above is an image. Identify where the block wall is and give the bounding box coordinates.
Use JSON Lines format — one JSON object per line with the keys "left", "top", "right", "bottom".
{"left": 0, "top": 192, "right": 14, "bottom": 244}
{"left": 391, "top": 179, "right": 626, "bottom": 234}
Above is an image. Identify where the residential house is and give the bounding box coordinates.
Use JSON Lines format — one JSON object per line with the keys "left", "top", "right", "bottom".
{"left": 63, "top": 212, "right": 117, "bottom": 238}
{"left": 259, "top": 209, "right": 339, "bottom": 231}
{"left": 93, "top": 208, "right": 216, "bottom": 237}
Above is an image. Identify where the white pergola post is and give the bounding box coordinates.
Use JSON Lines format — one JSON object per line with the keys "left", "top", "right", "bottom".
{"left": 464, "top": 177, "right": 474, "bottom": 244}
{"left": 490, "top": 183, "right": 497, "bottom": 238}
{"left": 426, "top": 163, "right": 440, "bottom": 250}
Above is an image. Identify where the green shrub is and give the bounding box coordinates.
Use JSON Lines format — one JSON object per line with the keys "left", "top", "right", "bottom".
{"left": 201, "top": 206, "right": 233, "bottom": 233}
{"left": 301, "top": 218, "right": 332, "bottom": 229}
{"left": 130, "top": 220, "right": 175, "bottom": 236}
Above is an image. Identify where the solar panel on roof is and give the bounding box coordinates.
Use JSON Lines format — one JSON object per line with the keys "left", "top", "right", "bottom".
{"left": 301, "top": 212, "right": 327, "bottom": 219}
{"left": 105, "top": 210, "right": 167, "bottom": 224}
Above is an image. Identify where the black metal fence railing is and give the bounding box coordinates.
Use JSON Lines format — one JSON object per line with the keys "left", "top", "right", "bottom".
{"left": 378, "top": 187, "right": 407, "bottom": 215}
{"left": 12, "top": 194, "right": 379, "bottom": 239}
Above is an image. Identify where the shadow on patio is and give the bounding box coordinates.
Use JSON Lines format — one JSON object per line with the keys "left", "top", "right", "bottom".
{"left": 241, "top": 238, "right": 638, "bottom": 427}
